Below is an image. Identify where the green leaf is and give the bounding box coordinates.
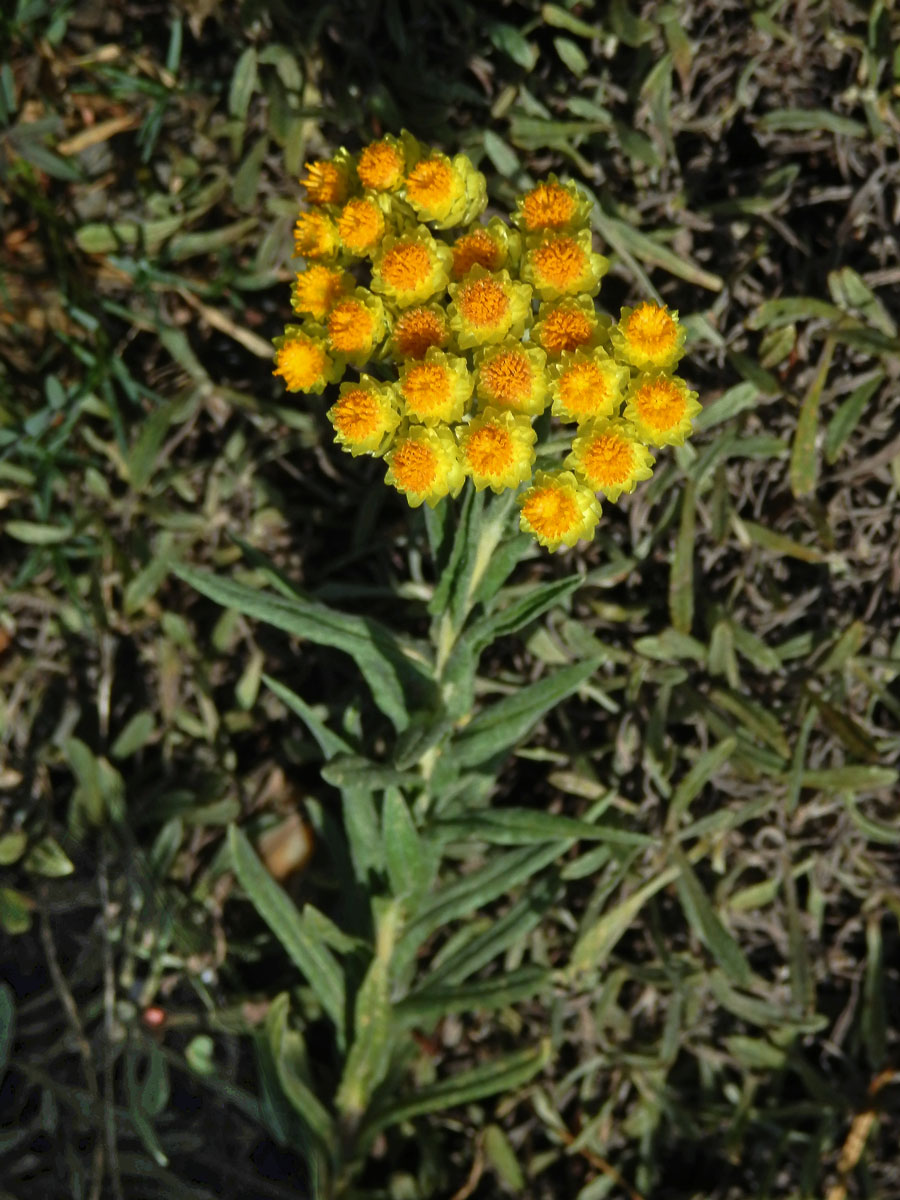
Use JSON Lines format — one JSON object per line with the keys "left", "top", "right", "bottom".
{"left": 228, "top": 47, "right": 258, "bottom": 119}
{"left": 262, "top": 674, "right": 353, "bottom": 761}
{"left": 400, "top": 843, "right": 565, "bottom": 970}
{"left": 228, "top": 825, "right": 345, "bottom": 1029}
{"left": 592, "top": 205, "right": 723, "bottom": 292}
{"left": 5, "top": 521, "right": 71, "bottom": 545}
{"left": 111, "top": 711, "right": 156, "bottom": 759}
{"left": 541, "top": 3, "right": 598, "bottom": 37}
{"left": 828, "top": 267, "right": 896, "bottom": 336}
{"left": 23, "top": 838, "right": 74, "bottom": 878}
{"left": 175, "top": 566, "right": 430, "bottom": 731}
{"left": 790, "top": 337, "right": 835, "bottom": 498}
{"left": 433, "top": 808, "right": 652, "bottom": 848}
{"left": 336, "top": 902, "right": 401, "bottom": 1118}
{"left": 801, "top": 766, "right": 897, "bottom": 793}
{"left": 487, "top": 21, "right": 537, "bottom": 69}
{"left": 667, "top": 737, "right": 738, "bottom": 827}
{"left": 569, "top": 864, "right": 682, "bottom": 977}
{"left": 266, "top": 994, "right": 336, "bottom": 1157}
{"left": 0, "top": 983, "right": 14, "bottom": 1082}
{"left": 321, "top": 755, "right": 417, "bottom": 794}
{"left": 554, "top": 36, "right": 589, "bottom": 76}
{"left": 448, "top": 659, "right": 601, "bottom": 769}
{"left": 824, "top": 372, "right": 882, "bottom": 464}
{"left": 364, "top": 1041, "right": 551, "bottom": 1136}
{"left": 483, "top": 130, "right": 519, "bottom": 177}
{"left": 692, "top": 382, "right": 758, "bottom": 432}
{"left": 382, "top": 788, "right": 435, "bottom": 902}
{"left": 669, "top": 481, "right": 696, "bottom": 634}
{"left": 484, "top": 1124, "right": 526, "bottom": 1192}
{"left": 756, "top": 108, "right": 866, "bottom": 136}
{"left": 0, "top": 832, "right": 28, "bottom": 866}
{"left": 396, "top": 966, "right": 550, "bottom": 1026}
{"left": 127, "top": 401, "right": 179, "bottom": 491}
{"left": 0, "top": 888, "right": 32, "bottom": 935}
{"left": 673, "top": 849, "right": 751, "bottom": 985}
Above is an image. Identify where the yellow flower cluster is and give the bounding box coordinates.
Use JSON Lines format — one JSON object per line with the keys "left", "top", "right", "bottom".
{"left": 274, "top": 133, "right": 700, "bottom": 551}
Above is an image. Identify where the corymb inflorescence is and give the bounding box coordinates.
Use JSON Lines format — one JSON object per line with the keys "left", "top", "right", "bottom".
{"left": 276, "top": 133, "right": 700, "bottom": 551}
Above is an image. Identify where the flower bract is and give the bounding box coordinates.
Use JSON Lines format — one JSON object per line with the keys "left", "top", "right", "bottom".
{"left": 372, "top": 229, "right": 453, "bottom": 308}
{"left": 522, "top": 230, "right": 608, "bottom": 300}
{"left": 327, "top": 376, "right": 400, "bottom": 456}
{"left": 448, "top": 267, "right": 532, "bottom": 349}
{"left": 389, "top": 304, "right": 451, "bottom": 360}
{"left": 356, "top": 134, "right": 415, "bottom": 192}
{"left": 513, "top": 175, "right": 592, "bottom": 234}
{"left": 518, "top": 470, "right": 601, "bottom": 551}
{"left": 549, "top": 350, "right": 628, "bottom": 423}
{"left": 566, "top": 417, "right": 655, "bottom": 500}
{"left": 272, "top": 326, "right": 339, "bottom": 394}
{"left": 336, "top": 196, "right": 388, "bottom": 257}
{"left": 293, "top": 210, "right": 340, "bottom": 260}
{"left": 397, "top": 349, "right": 473, "bottom": 425}
{"left": 474, "top": 341, "right": 548, "bottom": 416}
{"left": 451, "top": 218, "right": 517, "bottom": 279}
{"left": 458, "top": 407, "right": 536, "bottom": 492}
{"left": 291, "top": 264, "right": 352, "bottom": 321}
{"left": 326, "top": 289, "right": 387, "bottom": 365}
{"left": 405, "top": 153, "right": 487, "bottom": 228}
{"left": 385, "top": 425, "right": 464, "bottom": 508}
{"left": 300, "top": 151, "right": 354, "bottom": 206}
{"left": 612, "top": 302, "right": 686, "bottom": 371}
{"left": 532, "top": 296, "right": 603, "bottom": 357}
{"left": 624, "top": 371, "right": 701, "bottom": 446}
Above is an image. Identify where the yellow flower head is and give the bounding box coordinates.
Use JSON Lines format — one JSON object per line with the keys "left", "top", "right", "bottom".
{"left": 512, "top": 175, "right": 592, "bottom": 234}
{"left": 325, "top": 288, "right": 387, "bottom": 365}
{"left": 356, "top": 133, "right": 417, "bottom": 192}
{"left": 624, "top": 371, "right": 701, "bottom": 446}
{"left": 291, "top": 263, "right": 352, "bottom": 321}
{"left": 385, "top": 424, "right": 465, "bottom": 508}
{"left": 300, "top": 151, "right": 354, "bottom": 206}
{"left": 397, "top": 348, "right": 473, "bottom": 425}
{"left": 522, "top": 230, "right": 608, "bottom": 300}
{"left": 405, "top": 152, "right": 487, "bottom": 228}
{"left": 388, "top": 304, "right": 451, "bottom": 360}
{"left": 474, "top": 340, "right": 548, "bottom": 416}
{"left": 458, "top": 407, "right": 537, "bottom": 493}
{"left": 532, "top": 296, "right": 603, "bottom": 358}
{"left": 293, "top": 210, "right": 340, "bottom": 260}
{"left": 566, "top": 417, "right": 655, "bottom": 501}
{"left": 450, "top": 218, "right": 518, "bottom": 279}
{"left": 272, "top": 326, "right": 339, "bottom": 395}
{"left": 519, "top": 470, "right": 601, "bottom": 551}
{"left": 336, "top": 195, "right": 388, "bottom": 257}
{"left": 611, "top": 302, "right": 686, "bottom": 371}
{"left": 549, "top": 350, "right": 628, "bottom": 424}
{"left": 371, "top": 228, "right": 453, "bottom": 308}
{"left": 327, "top": 376, "right": 400, "bottom": 456}
{"left": 448, "top": 267, "right": 533, "bottom": 350}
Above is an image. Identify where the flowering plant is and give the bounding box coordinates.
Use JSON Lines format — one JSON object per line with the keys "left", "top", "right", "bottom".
{"left": 275, "top": 134, "right": 699, "bottom": 551}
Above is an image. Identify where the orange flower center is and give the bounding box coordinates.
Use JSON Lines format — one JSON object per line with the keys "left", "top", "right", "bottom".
{"left": 457, "top": 277, "right": 509, "bottom": 328}
{"left": 633, "top": 378, "right": 686, "bottom": 431}
{"left": 453, "top": 229, "right": 503, "bottom": 278}
{"left": 532, "top": 236, "right": 587, "bottom": 289}
{"left": 624, "top": 303, "right": 678, "bottom": 357}
{"left": 327, "top": 300, "right": 374, "bottom": 354}
{"left": 391, "top": 440, "right": 438, "bottom": 492}
{"left": 293, "top": 265, "right": 346, "bottom": 319}
{"left": 465, "top": 424, "right": 514, "bottom": 476}
{"left": 392, "top": 307, "right": 448, "bottom": 358}
{"left": 294, "top": 211, "right": 333, "bottom": 258}
{"left": 381, "top": 242, "right": 432, "bottom": 291}
{"left": 539, "top": 307, "right": 593, "bottom": 354}
{"left": 558, "top": 362, "right": 608, "bottom": 416}
{"left": 522, "top": 486, "right": 579, "bottom": 540}
{"left": 480, "top": 350, "right": 533, "bottom": 406}
{"left": 582, "top": 433, "right": 635, "bottom": 486}
{"left": 401, "top": 363, "right": 451, "bottom": 414}
{"left": 333, "top": 389, "right": 381, "bottom": 441}
{"left": 301, "top": 160, "right": 347, "bottom": 206}
{"left": 274, "top": 339, "right": 326, "bottom": 390}
{"left": 357, "top": 140, "right": 404, "bottom": 191}
{"left": 337, "top": 198, "right": 384, "bottom": 253}
{"left": 406, "top": 158, "right": 454, "bottom": 209}
{"left": 521, "top": 182, "right": 576, "bottom": 231}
